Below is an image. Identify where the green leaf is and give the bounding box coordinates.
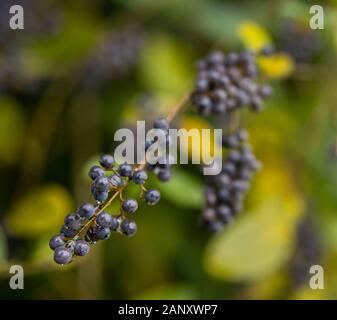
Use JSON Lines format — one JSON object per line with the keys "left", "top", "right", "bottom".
{"left": 204, "top": 158, "right": 304, "bottom": 283}
{"left": 0, "top": 97, "right": 25, "bottom": 165}
{"left": 139, "top": 34, "right": 194, "bottom": 95}
{"left": 7, "top": 184, "right": 74, "bottom": 238}
{"left": 153, "top": 168, "right": 203, "bottom": 209}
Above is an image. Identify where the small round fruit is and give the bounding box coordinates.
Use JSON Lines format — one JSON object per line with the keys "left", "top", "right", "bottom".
{"left": 88, "top": 165, "right": 105, "bottom": 180}
{"left": 74, "top": 240, "right": 90, "bottom": 256}
{"left": 93, "top": 226, "right": 111, "bottom": 240}
{"left": 96, "top": 212, "right": 113, "bottom": 228}
{"left": 144, "top": 189, "right": 160, "bottom": 205}
{"left": 49, "top": 234, "right": 65, "bottom": 250}
{"left": 54, "top": 247, "right": 72, "bottom": 265}
{"left": 78, "top": 203, "right": 95, "bottom": 219}
{"left": 99, "top": 154, "right": 114, "bottom": 169}
{"left": 132, "top": 170, "right": 148, "bottom": 184}
{"left": 121, "top": 219, "right": 137, "bottom": 236}
{"left": 121, "top": 199, "right": 138, "bottom": 213}
{"left": 153, "top": 118, "right": 169, "bottom": 131}
{"left": 119, "top": 164, "right": 133, "bottom": 177}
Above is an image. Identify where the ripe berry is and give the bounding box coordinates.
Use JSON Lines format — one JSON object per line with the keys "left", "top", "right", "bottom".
{"left": 158, "top": 169, "right": 171, "bottom": 182}
{"left": 49, "top": 234, "right": 65, "bottom": 250}
{"left": 96, "top": 212, "right": 113, "bottom": 228}
{"left": 108, "top": 174, "right": 125, "bottom": 188}
{"left": 54, "top": 247, "right": 72, "bottom": 265}
{"left": 132, "top": 170, "right": 148, "bottom": 184}
{"left": 99, "top": 154, "right": 114, "bottom": 169}
{"left": 153, "top": 118, "right": 169, "bottom": 131}
{"left": 93, "top": 176, "right": 109, "bottom": 192}
{"left": 74, "top": 240, "right": 90, "bottom": 256}
{"left": 144, "top": 189, "right": 160, "bottom": 205}
{"left": 121, "top": 219, "right": 137, "bottom": 236}
{"left": 119, "top": 164, "right": 133, "bottom": 177}
{"left": 93, "top": 190, "right": 109, "bottom": 202}
{"left": 88, "top": 165, "right": 105, "bottom": 180}
{"left": 64, "top": 213, "right": 81, "bottom": 230}
{"left": 93, "top": 226, "right": 111, "bottom": 240}
{"left": 61, "top": 225, "right": 77, "bottom": 238}
{"left": 78, "top": 203, "right": 95, "bottom": 219}
{"left": 110, "top": 217, "right": 120, "bottom": 231}
{"left": 122, "top": 199, "right": 138, "bottom": 213}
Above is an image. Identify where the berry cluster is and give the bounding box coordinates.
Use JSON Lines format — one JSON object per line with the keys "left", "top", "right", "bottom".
{"left": 278, "top": 19, "right": 321, "bottom": 64}
{"left": 201, "top": 130, "right": 261, "bottom": 232}
{"left": 191, "top": 50, "right": 272, "bottom": 116}
{"left": 145, "top": 118, "right": 175, "bottom": 182}
{"left": 86, "top": 25, "right": 144, "bottom": 85}
{"left": 50, "top": 126, "right": 162, "bottom": 264}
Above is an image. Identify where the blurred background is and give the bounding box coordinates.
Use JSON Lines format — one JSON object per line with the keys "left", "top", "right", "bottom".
{"left": 0, "top": 0, "right": 336, "bottom": 299}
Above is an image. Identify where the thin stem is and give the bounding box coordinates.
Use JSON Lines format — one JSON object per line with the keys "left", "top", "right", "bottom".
{"left": 70, "top": 91, "right": 192, "bottom": 240}
{"left": 166, "top": 91, "right": 192, "bottom": 123}
{"left": 69, "top": 185, "right": 126, "bottom": 240}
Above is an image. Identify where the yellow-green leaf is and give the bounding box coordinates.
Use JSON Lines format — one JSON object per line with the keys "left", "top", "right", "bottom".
{"left": 237, "top": 21, "right": 272, "bottom": 52}
{"left": 154, "top": 167, "right": 203, "bottom": 209}
{"left": 139, "top": 35, "right": 193, "bottom": 95}
{"left": 0, "top": 97, "right": 25, "bottom": 165}
{"left": 7, "top": 184, "right": 73, "bottom": 238}
{"left": 204, "top": 159, "right": 304, "bottom": 282}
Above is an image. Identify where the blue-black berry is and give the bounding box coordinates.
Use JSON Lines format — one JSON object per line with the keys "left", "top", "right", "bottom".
{"left": 153, "top": 118, "right": 169, "bottom": 131}
{"left": 74, "top": 240, "right": 90, "bottom": 256}
{"left": 89, "top": 165, "right": 105, "bottom": 180}
{"left": 64, "top": 213, "right": 82, "bottom": 230}
{"left": 96, "top": 212, "right": 113, "bottom": 228}
{"left": 121, "top": 219, "right": 137, "bottom": 236}
{"left": 99, "top": 154, "right": 115, "bottom": 169}
{"left": 121, "top": 199, "right": 138, "bottom": 213}
{"left": 144, "top": 189, "right": 160, "bottom": 205}
{"left": 108, "top": 174, "right": 125, "bottom": 188}
{"left": 92, "top": 226, "right": 111, "bottom": 240}
{"left": 54, "top": 247, "right": 72, "bottom": 265}
{"left": 132, "top": 170, "right": 148, "bottom": 184}
{"left": 49, "top": 234, "right": 65, "bottom": 250}
{"left": 119, "top": 164, "right": 133, "bottom": 177}
{"left": 78, "top": 203, "right": 95, "bottom": 219}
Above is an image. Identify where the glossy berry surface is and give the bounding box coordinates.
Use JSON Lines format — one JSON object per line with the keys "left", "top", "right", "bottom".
{"left": 74, "top": 240, "right": 90, "bottom": 256}
{"left": 144, "top": 189, "right": 161, "bottom": 205}
{"left": 122, "top": 199, "right": 138, "bottom": 213}
{"left": 121, "top": 219, "right": 137, "bottom": 236}
{"left": 49, "top": 235, "right": 65, "bottom": 250}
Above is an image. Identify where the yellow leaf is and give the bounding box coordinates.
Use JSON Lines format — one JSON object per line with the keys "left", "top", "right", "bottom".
{"left": 237, "top": 21, "right": 272, "bottom": 52}
{"left": 258, "top": 53, "right": 295, "bottom": 79}
{"left": 204, "top": 159, "right": 304, "bottom": 282}
{"left": 180, "top": 116, "right": 222, "bottom": 163}
{"left": 7, "top": 184, "right": 73, "bottom": 238}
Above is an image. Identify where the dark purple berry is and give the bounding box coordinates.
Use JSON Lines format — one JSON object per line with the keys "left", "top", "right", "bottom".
{"left": 121, "top": 219, "right": 137, "bottom": 236}
{"left": 122, "top": 199, "right": 138, "bottom": 213}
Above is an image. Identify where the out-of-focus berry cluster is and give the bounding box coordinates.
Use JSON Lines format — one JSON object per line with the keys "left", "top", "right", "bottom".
{"left": 191, "top": 50, "right": 272, "bottom": 116}
{"left": 85, "top": 25, "right": 145, "bottom": 85}
{"left": 145, "top": 118, "right": 175, "bottom": 182}
{"left": 50, "top": 118, "right": 166, "bottom": 265}
{"left": 201, "top": 130, "right": 261, "bottom": 232}
{"left": 278, "top": 19, "right": 321, "bottom": 64}
{"left": 191, "top": 50, "right": 272, "bottom": 232}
